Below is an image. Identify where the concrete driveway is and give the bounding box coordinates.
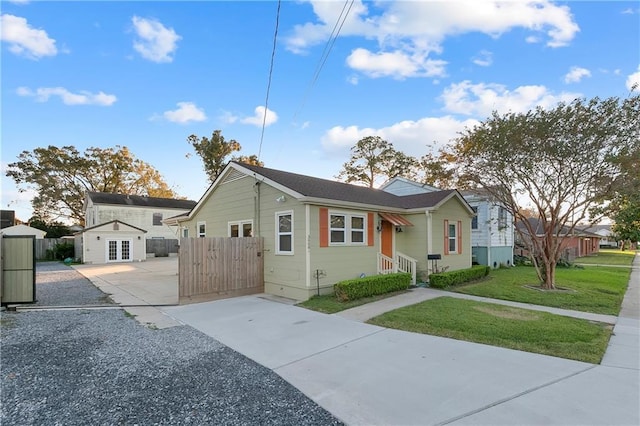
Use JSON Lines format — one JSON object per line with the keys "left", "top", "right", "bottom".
{"left": 73, "top": 257, "right": 180, "bottom": 328}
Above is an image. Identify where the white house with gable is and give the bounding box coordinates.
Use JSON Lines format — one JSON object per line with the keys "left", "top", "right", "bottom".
{"left": 83, "top": 192, "right": 197, "bottom": 240}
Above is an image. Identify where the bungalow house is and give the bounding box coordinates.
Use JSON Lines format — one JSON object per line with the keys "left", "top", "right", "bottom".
{"left": 380, "top": 179, "right": 514, "bottom": 268}
{"left": 169, "top": 162, "right": 474, "bottom": 301}
{"left": 515, "top": 218, "right": 601, "bottom": 262}
{"left": 576, "top": 224, "right": 617, "bottom": 248}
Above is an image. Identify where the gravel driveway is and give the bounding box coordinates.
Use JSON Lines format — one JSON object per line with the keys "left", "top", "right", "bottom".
{"left": 1, "top": 263, "right": 342, "bottom": 425}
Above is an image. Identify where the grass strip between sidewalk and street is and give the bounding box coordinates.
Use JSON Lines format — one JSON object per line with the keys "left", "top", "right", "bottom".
{"left": 367, "top": 296, "right": 612, "bottom": 364}
{"left": 453, "top": 265, "right": 630, "bottom": 315}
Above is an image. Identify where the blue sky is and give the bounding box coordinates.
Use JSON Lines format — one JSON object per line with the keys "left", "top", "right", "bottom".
{"left": 2, "top": 0, "right": 639, "bottom": 223}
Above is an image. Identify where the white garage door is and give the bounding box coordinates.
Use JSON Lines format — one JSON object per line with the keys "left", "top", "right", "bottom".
{"left": 106, "top": 239, "right": 132, "bottom": 263}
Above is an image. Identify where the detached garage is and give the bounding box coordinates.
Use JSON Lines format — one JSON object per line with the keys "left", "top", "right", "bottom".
{"left": 76, "top": 220, "right": 146, "bottom": 264}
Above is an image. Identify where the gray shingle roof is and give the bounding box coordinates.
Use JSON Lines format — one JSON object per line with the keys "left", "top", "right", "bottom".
{"left": 235, "top": 162, "right": 458, "bottom": 210}
{"left": 87, "top": 192, "right": 197, "bottom": 210}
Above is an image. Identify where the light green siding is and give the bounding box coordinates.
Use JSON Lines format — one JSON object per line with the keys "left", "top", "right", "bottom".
{"left": 307, "top": 206, "right": 379, "bottom": 297}
{"left": 428, "top": 197, "right": 473, "bottom": 273}
{"left": 181, "top": 174, "right": 309, "bottom": 300}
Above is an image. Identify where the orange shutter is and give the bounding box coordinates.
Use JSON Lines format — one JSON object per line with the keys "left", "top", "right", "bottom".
{"left": 457, "top": 220, "right": 462, "bottom": 254}
{"left": 443, "top": 220, "right": 449, "bottom": 255}
{"left": 368, "top": 212, "right": 374, "bottom": 246}
{"left": 319, "top": 208, "right": 328, "bottom": 247}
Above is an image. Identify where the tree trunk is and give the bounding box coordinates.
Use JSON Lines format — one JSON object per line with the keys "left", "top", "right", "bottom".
{"left": 541, "top": 258, "right": 556, "bottom": 290}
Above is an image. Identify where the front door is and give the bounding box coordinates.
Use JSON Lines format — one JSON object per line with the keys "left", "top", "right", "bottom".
{"left": 106, "top": 239, "right": 132, "bottom": 263}
{"left": 381, "top": 220, "right": 393, "bottom": 258}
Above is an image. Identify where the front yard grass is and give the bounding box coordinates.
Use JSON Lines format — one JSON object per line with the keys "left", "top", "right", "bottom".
{"left": 298, "top": 290, "right": 409, "bottom": 314}
{"left": 452, "top": 265, "right": 629, "bottom": 315}
{"left": 575, "top": 249, "right": 637, "bottom": 266}
{"left": 368, "top": 297, "right": 612, "bottom": 364}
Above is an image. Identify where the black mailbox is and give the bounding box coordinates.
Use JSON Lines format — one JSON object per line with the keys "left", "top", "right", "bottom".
{"left": 427, "top": 254, "right": 441, "bottom": 260}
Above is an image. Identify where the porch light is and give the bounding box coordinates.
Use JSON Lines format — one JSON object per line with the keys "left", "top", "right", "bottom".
{"left": 97, "top": 236, "right": 100, "bottom": 240}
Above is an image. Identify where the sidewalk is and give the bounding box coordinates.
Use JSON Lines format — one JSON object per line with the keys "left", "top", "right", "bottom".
{"left": 336, "top": 287, "right": 618, "bottom": 324}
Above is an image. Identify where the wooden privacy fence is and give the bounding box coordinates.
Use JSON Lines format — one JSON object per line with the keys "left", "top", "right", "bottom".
{"left": 178, "top": 237, "right": 264, "bottom": 304}
{"left": 35, "top": 238, "right": 66, "bottom": 260}
{"left": 146, "top": 239, "right": 179, "bottom": 257}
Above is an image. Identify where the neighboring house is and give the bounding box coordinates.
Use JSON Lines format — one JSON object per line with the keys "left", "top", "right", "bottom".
{"left": 0, "top": 224, "right": 46, "bottom": 239}
{"left": 380, "top": 179, "right": 514, "bottom": 268}
{"left": 83, "top": 192, "right": 197, "bottom": 240}
{"left": 74, "top": 220, "right": 147, "bottom": 264}
{"left": 168, "top": 162, "right": 474, "bottom": 301}
{"left": 515, "top": 218, "right": 601, "bottom": 261}
{"left": 1, "top": 210, "right": 16, "bottom": 229}
{"left": 577, "top": 224, "right": 617, "bottom": 248}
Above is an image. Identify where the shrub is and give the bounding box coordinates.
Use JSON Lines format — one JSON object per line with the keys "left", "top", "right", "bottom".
{"left": 429, "top": 265, "right": 490, "bottom": 289}
{"left": 47, "top": 242, "right": 74, "bottom": 260}
{"left": 334, "top": 273, "right": 411, "bottom": 302}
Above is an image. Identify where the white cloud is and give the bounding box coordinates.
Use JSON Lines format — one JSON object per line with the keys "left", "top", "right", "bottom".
{"left": 321, "top": 115, "right": 478, "bottom": 158}
{"left": 239, "top": 106, "right": 278, "bottom": 127}
{"left": 286, "top": 1, "right": 579, "bottom": 79}
{"left": 131, "top": 16, "right": 181, "bottom": 63}
{"left": 440, "top": 80, "right": 580, "bottom": 117}
{"left": 1, "top": 14, "right": 57, "bottom": 59}
{"left": 564, "top": 66, "right": 591, "bottom": 83}
{"left": 472, "top": 50, "right": 493, "bottom": 67}
{"left": 16, "top": 86, "right": 117, "bottom": 106}
{"left": 627, "top": 66, "right": 640, "bottom": 92}
{"left": 162, "top": 102, "right": 207, "bottom": 124}
{"left": 346, "top": 48, "right": 447, "bottom": 79}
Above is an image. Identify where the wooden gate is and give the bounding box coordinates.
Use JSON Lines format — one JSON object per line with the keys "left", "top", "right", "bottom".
{"left": 1, "top": 235, "right": 36, "bottom": 304}
{"left": 178, "top": 237, "right": 264, "bottom": 304}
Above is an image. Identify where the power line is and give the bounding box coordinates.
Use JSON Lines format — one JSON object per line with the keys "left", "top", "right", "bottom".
{"left": 257, "top": 0, "right": 281, "bottom": 162}
{"left": 292, "top": 0, "right": 355, "bottom": 124}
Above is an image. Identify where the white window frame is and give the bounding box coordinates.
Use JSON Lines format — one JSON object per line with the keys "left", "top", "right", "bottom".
{"left": 228, "top": 220, "right": 253, "bottom": 237}
{"left": 182, "top": 227, "right": 189, "bottom": 238}
{"left": 471, "top": 207, "right": 478, "bottom": 230}
{"left": 275, "top": 211, "right": 294, "bottom": 255}
{"left": 105, "top": 239, "right": 133, "bottom": 263}
{"left": 498, "top": 207, "right": 508, "bottom": 229}
{"left": 197, "top": 221, "right": 206, "bottom": 238}
{"left": 329, "top": 211, "right": 367, "bottom": 246}
{"left": 152, "top": 212, "right": 163, "bottom": 226}
{"left": 448, "top": 222, "right": 457, "bottom": 253}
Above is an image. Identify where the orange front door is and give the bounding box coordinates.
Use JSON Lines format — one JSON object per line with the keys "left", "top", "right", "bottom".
{"left": 381, "top": 220, "right": 393, "bottom": 258}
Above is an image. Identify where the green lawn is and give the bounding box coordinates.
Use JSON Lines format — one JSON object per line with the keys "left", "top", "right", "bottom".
{"left": 368, "top": 297, "right": 612, "bottom": 364}
{"left": 453, "top": 265, "right": 630, "bottom": 315}
{"left": 576, "top": 249, "right": 638, "bottom": 266}
{"left": 298, "top": 290, "right": 409, "bottom": 314}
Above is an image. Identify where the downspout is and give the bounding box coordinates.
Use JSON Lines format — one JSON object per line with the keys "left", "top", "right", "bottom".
{"left": 425, "top": 210, "right": 432, "bottom": 256}
{"left": 254, "top": 179, "right": 261, "bottom": 237}
{"left": 305, "top": 204, "right": 311, "bottom": 288}
{"left": 487, "top": 204, "right": 492, "bottom": 268}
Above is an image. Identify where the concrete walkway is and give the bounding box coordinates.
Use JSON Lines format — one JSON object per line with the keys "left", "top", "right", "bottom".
{"left": 163, "top": 255, "right": 640, "bottom": 425}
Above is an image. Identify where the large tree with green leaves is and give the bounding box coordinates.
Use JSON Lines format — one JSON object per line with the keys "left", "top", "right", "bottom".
{"left": 6, "top": 145, "right": 178, "bottom": 225}
{"left": 336, "top": 136, "right": 419, "bottom": 188}
{"left": 187, "top": 130, "right": 263, "bottom": 183}
{"left": 453, "top": 94, "right": 640, "bottom": 289}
